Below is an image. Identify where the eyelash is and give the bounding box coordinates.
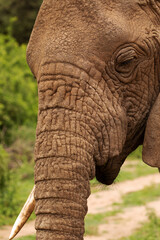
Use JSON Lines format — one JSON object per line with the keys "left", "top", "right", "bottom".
{"left": 118, "top": 58, "right": 134, "bottom": 67}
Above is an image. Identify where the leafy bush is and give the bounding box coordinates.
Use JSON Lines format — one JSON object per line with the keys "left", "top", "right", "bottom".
{"left": 0, "top": 34, "right": 37, "bottom": 226}
{"left": 0, "top": 144, "right": 18, "bottom": 225}
{"left": 0, "top": 144, "right": 9, "bottom": 191}
{"left": 0, "top": 155, "right": 35, "bottom": 226}
{"left": 0, "top": 34, "right": 38, "bottom": 142}
{"left": 128, "top": 145, "right": 142, "bottom": 160}
{"left": 8, "top": 126, "right": 36, "bottom": 168}
{"left": 0, "top": 0, "right": 42, "bottom": 43}
{"left": 17, "top": 236, "right": 35, "bottom": 240}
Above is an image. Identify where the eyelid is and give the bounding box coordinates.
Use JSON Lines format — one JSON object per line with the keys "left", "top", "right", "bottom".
{"left": 116, "top": 49, "right": 137, "bottom": 63}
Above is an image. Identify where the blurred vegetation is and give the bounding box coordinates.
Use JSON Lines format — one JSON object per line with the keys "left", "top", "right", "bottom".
{"left": 0, "top": 160, "right": 35, "bottom": 226}
{"left": 0, "top": 144, "right": 9, "bottom": 192}
{"left": 17, "top": 236, "right": 35, "bottom": 240}
{"left": 0, "top": 32, "right": 37, "bottom": 226}
{"left": 0, "top": 0, "right": 42, "bottom": 43}
{"left": 128, "top": 145, "right": 142, "bottom": 160}
{"left": 0, "top": 34, "right": 37, "bottom": 143}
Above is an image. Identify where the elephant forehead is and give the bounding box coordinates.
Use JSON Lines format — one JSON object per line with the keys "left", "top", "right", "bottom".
{"left": 26, "top": 0, "right": 152, "bottom": 75}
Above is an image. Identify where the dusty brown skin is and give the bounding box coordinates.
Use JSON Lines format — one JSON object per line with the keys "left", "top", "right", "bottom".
{"left": 26, "top": 0, "right": 160, "bottom": 239}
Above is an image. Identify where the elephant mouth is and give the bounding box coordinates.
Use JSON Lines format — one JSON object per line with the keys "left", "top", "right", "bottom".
{"left": 95, "top": 156, "right": 124, "bottom": 185}
{"left": 96, "top": 128, "right": 145, "bottom": 185}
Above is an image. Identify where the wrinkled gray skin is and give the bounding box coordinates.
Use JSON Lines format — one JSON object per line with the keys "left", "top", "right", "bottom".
{"left": 26, "top": 0, "right": 160, "bottom": 239}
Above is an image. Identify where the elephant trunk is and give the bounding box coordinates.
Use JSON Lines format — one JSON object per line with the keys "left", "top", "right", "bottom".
{"left": 34, "top": 61, "right": 127, "bottom": 239}
{"left": 34, "top": 107, "right": 96, "bottom": 239}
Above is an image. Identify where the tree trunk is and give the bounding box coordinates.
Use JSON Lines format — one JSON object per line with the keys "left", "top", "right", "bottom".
{"left": 34, "top": 107, "right": 96, "bottom": 240}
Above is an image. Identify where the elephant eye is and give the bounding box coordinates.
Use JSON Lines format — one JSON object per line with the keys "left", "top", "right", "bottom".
{"left": 115, "top": 49, "right": 138, "bottom": 74}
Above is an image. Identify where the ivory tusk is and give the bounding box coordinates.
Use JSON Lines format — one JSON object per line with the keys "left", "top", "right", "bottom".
{"left": 9, "top": 186, "right": 35, "bottom": 240}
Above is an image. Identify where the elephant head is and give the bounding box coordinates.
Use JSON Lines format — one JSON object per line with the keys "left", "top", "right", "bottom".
{"left": 10, "top": 0, "right": 160, "bottom": 239}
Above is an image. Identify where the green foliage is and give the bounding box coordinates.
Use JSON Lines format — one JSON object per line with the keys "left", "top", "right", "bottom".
{"left": 0, "top": 33, "right": 36, "bottom": 226}
{"left": 0, "top": 0, "right": 42, "bottom": 43}
{"left": 0, "top": 144, "right": 19, "bottom": 225}
{"left": 121, "top": 211, "right": 160, "bottom": 240}
{"left": 0, "top": 144, "right": 9, "bottom": 191}
{"left": 0, "top": 34, "right": 37, "bottom": 142}
{"left": 17, "top": 236, "right": 35, "bottom": 240}
{"left": 8, "top": 126, "right": 36, "bottom": 168}
{"left": 128, "top": 145, "right": 142, "bottom": 160}
{"left": 0, "top": 171, "right": 19, "bottom": 226}
{"left": 0, "top": 160, "right": 35, "bottom": 226}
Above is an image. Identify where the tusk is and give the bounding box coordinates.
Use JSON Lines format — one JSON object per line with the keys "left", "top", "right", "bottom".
{"left": 9, "top": 186, "right": 35, "bottom": 240}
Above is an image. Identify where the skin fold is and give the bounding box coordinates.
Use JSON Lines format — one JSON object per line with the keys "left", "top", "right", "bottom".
{"left": 26, "top": 0, "right": 160, "bottom": 239}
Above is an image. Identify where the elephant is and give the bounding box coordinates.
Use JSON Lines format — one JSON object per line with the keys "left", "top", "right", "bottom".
{"left": 9, "top": 0, "right": 160, "bottom": 240}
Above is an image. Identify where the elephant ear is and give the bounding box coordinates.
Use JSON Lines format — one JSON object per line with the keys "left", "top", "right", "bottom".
{"left": 142, "top": 94, "right": 160, "bottom": 167}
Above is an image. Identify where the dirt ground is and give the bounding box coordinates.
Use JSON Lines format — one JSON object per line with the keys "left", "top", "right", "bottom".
{"left": 0, "top": 221, "right": 35, "bottom": 240}
{"left": 1, "top": 171, "right": 160, "bottom": 240}
{"left": 85, "top": 173, "right": 160, "bottom": 240}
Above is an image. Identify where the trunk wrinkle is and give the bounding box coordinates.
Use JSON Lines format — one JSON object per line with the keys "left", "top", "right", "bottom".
{"left": 35, "top": 60, "right": 127, "bottom": 239}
